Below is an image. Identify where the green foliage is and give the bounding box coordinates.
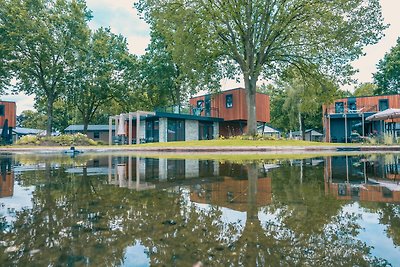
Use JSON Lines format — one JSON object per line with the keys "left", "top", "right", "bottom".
{"left": 227, "top": 134, "right": 279, "bottom": 141}
{"left": 17, "top": 110, "right": 47, "bottom": 130}
{"left": 353, "top": 82, "right": 377, "bottom": 97}
{"left": 15, "top": 133, "right": 97, "bottom": 146}
{"left": 137, "top": 0, "right": 387, "bottom": 135}
{"left": 374, "top": 38, "right": 400, "bottom": 94}
{"left": 0, "top": 0, "right": 91, "bottom": 135}
{"left": 66, "top": 27, "right": 131, "bottom": 132}
{"left": 265, "top": 69, "right": 339, "bottom": 133}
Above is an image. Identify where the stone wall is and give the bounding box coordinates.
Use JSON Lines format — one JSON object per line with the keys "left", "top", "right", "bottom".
{"left": 185, "top": 120, "right": 199, "bottom": 141}
{"left": 159, "top": 118, "right": 168, "bottom": 142}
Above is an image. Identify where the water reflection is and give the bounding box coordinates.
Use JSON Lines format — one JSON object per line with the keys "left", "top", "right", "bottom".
{"left": 325, "top": 155, "right": 400, "bottom": 203}
{"left": 0, "top": 158, "right": 13, "bottom": 198}
{"left": 0, "top": 153, "right": 399, "bottom": 266}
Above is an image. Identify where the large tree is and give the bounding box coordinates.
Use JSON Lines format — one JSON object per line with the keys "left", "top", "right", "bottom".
{"left": 67, "top": 28, "right": 130, "bottom": 133}
{"left": 137, "top": 0, "right": 386, "bottom": 135}
{"left": 0, "top": 0, "right": 91, "bottom": 135}
{"left": 374, "top": 37, "right": 400, "bottom": 95}
{"left": 353, "top": 82, "right": 377, "bottom": 97}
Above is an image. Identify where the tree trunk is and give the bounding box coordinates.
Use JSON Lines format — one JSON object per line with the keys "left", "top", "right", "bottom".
{"left": 244, "top": 74, "right": 257, "bottom": 136}
{"left": 46, "top": 97, "right": 54, "bottom": 136}
{"left": 83, "top": 117, "right": 89, "bottom": 134}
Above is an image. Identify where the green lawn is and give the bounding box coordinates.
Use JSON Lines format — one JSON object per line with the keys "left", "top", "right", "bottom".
{"left": 136, "top": 139, "right": 355, "bottom": 147}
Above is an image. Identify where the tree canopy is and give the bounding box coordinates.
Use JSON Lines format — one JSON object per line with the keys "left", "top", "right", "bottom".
{"left": 0, "top": 0, "right": 92, "bottom": 135}
{"left": 136, "top": 0, "right": 386, "bottom": 135}
{"left": 374, "top": 37, "right": 400, "bottom": 95}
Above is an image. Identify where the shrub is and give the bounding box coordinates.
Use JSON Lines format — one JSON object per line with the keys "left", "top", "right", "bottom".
{"left": 15, "top": 134, "right": 98, "bottom": 146}
{"left": 383, "top": 133, "right": 394, "bottom": 145}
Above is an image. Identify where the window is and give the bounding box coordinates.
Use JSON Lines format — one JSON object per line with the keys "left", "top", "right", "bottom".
{"left": 197, "top": 100, "right": 204, "bottom": 108}
{"left": 348, "top": 98, "right": 356, "bottom": 112}
{"left": 0, "top": 105, "right": 4, "bottom": 116}
{"left": 93, "top": 131, "right": 100, "bottom": 139}
{"left": 335, "top": 102, "right": 344, "bottom": 113}
{"left": 226, "top": 94, "right": 233, "bottom": 108}
{"left": 379, "top": 99, "right": 389, "bottom": 111}
{"left": 167, "top": 119, "right": 185, "bottom": 142}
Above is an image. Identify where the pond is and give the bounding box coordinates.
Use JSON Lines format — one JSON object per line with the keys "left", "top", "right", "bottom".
{"left": 0, "top": 153, "right": 399, "bottom": 266}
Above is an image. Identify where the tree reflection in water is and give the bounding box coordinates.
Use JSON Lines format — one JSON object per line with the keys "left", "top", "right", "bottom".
{"left": 0, "top": 154, "right": 397, "bottom": 266}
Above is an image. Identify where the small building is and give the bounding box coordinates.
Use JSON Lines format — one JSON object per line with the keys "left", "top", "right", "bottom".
{"left": 258, "top": 125, "right": 281, "bottom": 138}
{"left": 64, "top": 125, "right": 116, "bottom": 144}
{"left": 12, "top": 127, "right": 45, "bottom": 142}
{"left": 292, "top": 129, "right": 323, "bottom": 142}
{"left": 0, "top": 101, "right": 17, "bottom": 144}
{"left": 323, "top": 94, "right": 400, "bottom": 143}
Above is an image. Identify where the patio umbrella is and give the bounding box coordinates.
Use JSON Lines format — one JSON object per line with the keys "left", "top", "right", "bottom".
{"left": 366, "top": 108, "right": 400, "bottom": 121}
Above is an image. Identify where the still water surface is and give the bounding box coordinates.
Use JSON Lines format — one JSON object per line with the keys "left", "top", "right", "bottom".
{"left": 0, "top": 153, "right": 400, "bottom": 266}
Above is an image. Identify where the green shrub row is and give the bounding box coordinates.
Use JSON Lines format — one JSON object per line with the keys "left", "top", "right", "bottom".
{"left": 15, "top": 133, "right": 98, "bottom": 146}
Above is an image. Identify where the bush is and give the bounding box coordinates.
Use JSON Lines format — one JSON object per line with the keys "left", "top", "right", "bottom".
{"left": 15, "top": 133, "right": 98, "bottom": 146}
{"left": 226, "top": 134, "right": 279, "bottom": 141}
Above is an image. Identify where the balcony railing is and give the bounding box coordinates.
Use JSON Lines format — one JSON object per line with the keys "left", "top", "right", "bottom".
{"left": 326, "top": 104, "right": 378, "bottom": 115}
{"left": 155, "top": 105, "right": 220, "bottom": 118}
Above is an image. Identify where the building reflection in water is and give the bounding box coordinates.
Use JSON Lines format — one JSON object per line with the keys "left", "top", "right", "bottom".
{"left": 107, "top": 156, "right": 275, "bottom": 211}
{"left": 0, "top": 157, "right": 13, "bottom": 198}
{"left": 325, "top": 155, "right": 400, "bottom": 203}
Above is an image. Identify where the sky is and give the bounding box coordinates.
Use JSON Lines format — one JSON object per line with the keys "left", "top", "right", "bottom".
{"left": 2, "top": 0, "right": 400, "bottom": 114}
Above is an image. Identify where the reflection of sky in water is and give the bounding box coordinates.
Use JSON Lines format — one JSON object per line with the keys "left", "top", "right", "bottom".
{"left": 191, "top": 202, "right": 246, "bottom": 243}
{"left": 0, "top": 183, "right": 34, "bottom": 225}
{"left": 122, "top": 241, "right": 150, "bottom": 267}
{"left": 343, "top": 203, "right": 400, "bottom": 265}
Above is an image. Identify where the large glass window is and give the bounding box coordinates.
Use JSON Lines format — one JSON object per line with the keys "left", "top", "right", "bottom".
{"left": 167, "top": 119, "right": 185, "bottom": 142}
{"left": 146, "top": 120, "right": 159, "bottom": 142}
{"left": 0, "top": 105, "right": 4, "bottom": 116}
{"left": 226, "top": 94, "right": 233, "bottom": 108}
{"left": 379, "top": 99, "right": 389, "bottom": 111}
{"left": 348, "top": 98, "right": 357, "bottom": 112}
{"left": 335, "top": 102, "right": 344, "bottom": 113}
{"left": 199, "top": 121, "right": 213, "bottom": 140}
{"left": 93, "top": 131, "right": 100, "bottom": 139}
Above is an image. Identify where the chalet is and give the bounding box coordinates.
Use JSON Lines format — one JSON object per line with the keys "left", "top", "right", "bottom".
{"left": 108, "top": 88, "right": 270, "bottom": 144}
{"left": 0, "top": 101, "right": 16, "bottom": 144}
{"left": 190, "top": 88, "right": 270, "bottom": 136}
{"left": 323, "top": 94, "right": 400, "bottom": 143}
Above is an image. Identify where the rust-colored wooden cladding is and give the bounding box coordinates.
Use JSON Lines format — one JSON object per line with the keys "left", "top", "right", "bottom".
{"left": 190, "top": 177, "right": 272, "bottom": 212}
{"left": 190, "top": 88, "right": 270, "bottom": 122}
{"left": 324, "top": 94, "right": 400, "bottom": 115}
{"left": 0, "top": 101, "right": 17, "bottom": 128}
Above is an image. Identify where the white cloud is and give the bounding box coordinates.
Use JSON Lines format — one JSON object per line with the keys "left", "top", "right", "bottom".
{"left": 1, "top": 93, "right": 35, "bottom": 115}
{"left": 86, "top": 0, "right": 150, "bottom": 55}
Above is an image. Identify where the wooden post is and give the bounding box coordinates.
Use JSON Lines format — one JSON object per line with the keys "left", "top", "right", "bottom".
{"left": 136, "top": 156, "right": 140, "bottom": 190}
{"left": 328, "top": 115, "right": 331, "bottom": 142}
{"left": 344, "top": 113, "right": 348, "bottom": 143}
{"left": 128, "top": 113, "right": 133, "bottom": 145}
{"left": 362, "top": 113, "right": 365, "bottom": 137}
{"left": 109, "top": 117, "right": 113, "bottom": 145}
{"left": 136, "top": 113, "right": 140, "bottom": 145}
{"left": 128, "top": 156, "right": 132, "bottom": 188}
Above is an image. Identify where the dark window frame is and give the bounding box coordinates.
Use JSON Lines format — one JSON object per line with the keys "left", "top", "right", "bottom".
{"left": 0, "top": 105, "right": 5, "bottom": 116}
{"left": 335, "top": 102, "right": 344, "bottom": 113}
{"left": 226, "top": 94, "right": 233, "bottom": 108}
{"left": 93, "top": 131, "right": 100, "bottom": 139}
{"left": 379, "top": 99, "right": 389, "bottom": 111}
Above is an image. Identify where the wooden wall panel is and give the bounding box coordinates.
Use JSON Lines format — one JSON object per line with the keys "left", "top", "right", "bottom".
{"left": 190, "top": 88, "right": 270, "bottom": 122}
{"left": 0, "top": 101, "right": 17, "bottom": 128}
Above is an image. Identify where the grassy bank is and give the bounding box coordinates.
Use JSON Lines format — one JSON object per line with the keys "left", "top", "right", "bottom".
{"left": 137, "top": 139, "right": 354, "bottom": 147}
